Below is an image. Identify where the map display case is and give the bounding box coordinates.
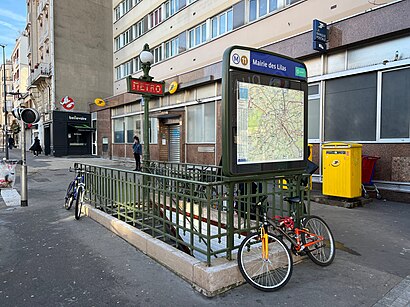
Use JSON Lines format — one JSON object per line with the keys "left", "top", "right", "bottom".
{"left": 222, "top": 46, "right": 308, "bottom": 176}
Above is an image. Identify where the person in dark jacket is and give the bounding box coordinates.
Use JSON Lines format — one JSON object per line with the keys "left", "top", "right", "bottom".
{"left": 29, "top": 136, "right": 42, "bottom": 156}
{"left": 8, "top": 136, "right": 15, "bottom": 150}
{"left": 132, "top": 136, "right": 142, "bottom": 171}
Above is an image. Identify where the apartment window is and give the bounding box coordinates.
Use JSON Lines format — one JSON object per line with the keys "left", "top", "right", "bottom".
{"left": 133, "top": 56, "right": 141, "bottom": 73}
{"left": 115, "top": 37, "right": 120, "bottom": 51}
{"left": 249, "top": 0, "right": 279, "bottom": 21}
{"left": 211, "top": 9, "right": 233, "bottom": 39}
{"left": 154, "top": 46, "right": 163, "bottom": 63}
{"left": 165, "top": 0, "right": 179, "bottom": 18}
{"left": 188, "top": 22, "right": 207, "bottom": 48}
{"left": 115, "top": 59, "right": 134, "bottom": 80}
{"left": 380, "top": 67, "right": 410, "bottom": 140}
{"left": 134, "top": 20, "right": 144, "bottom": 38}
{"left": 114, "top": 0, "right": 138, "bottom": 21}
{"left": 187, "top": 102, "right": 216, "bottom": 143}
{"left": 150, "top": 7, "right": 162, "bottom": 29}
{"left": 115, "top": 6, "right": 121, "bottom": 20}
{"left": 165, "top": 37, "right": 179, "bottom": 59}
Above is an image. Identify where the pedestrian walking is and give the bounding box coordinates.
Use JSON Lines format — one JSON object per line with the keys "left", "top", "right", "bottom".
{"left": 29, "top": 136, "right": 42, "bottom": 156}
{"left": 8, "top": 136, "right": 15, "bottom": 150}
{"left": 132, "top": 136, "right": 142, "bottom": 171}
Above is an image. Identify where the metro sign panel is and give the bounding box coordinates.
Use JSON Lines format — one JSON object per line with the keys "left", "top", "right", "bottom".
{"left": 127, "top": 77, "right": 165, "bottom": 96}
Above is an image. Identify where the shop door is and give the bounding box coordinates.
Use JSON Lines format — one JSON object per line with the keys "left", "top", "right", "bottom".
{"left": 168, "top": 125, "right": 180, "bottom": 162}
{"left": 91, "top": 120, "right": 97, "bottom": 155}
{"left": 44, "top": 126, "right": 51, "bottom": 155}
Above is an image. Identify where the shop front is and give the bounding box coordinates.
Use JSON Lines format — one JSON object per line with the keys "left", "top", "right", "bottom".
{"left": 52, "top": 110, "right": 95, "bottom": 156}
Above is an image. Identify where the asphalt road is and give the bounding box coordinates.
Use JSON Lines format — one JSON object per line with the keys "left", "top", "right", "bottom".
{"left": 0, "top": 151, "right": 409, "bottom": 306}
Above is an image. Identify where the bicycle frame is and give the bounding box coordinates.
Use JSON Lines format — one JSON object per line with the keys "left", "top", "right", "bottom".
{"left": 267, "top": 220, "right": 325, "bottom": 252}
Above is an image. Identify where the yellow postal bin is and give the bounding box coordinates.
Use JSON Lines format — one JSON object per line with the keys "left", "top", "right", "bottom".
{"left": 322, "top": 142, "right": 362, "bottom": 198}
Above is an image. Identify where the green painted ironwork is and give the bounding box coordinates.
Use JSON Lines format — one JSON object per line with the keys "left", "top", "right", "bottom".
{"left": 75, "top": 161, "right": 311, "bottom": 266}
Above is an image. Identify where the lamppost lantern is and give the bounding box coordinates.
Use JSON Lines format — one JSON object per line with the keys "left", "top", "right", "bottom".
{"left": 139, "top": 49, "right": 154, "bottom": 65}
{"left": 139, "top": 43, "right": 154, "bottom": 83}
{"left": 139, "top": 43, "right": 154, "bottom": 166}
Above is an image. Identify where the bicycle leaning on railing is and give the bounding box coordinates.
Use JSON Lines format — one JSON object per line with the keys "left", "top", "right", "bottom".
{"left": 237, "top": 194, "right": 335, "bottom": 291}
{"left": 64, "top": 167, "right": 85, "bottom": 220}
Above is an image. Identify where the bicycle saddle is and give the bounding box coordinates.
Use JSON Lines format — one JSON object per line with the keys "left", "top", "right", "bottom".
{"left": 284, "top": 196, "right": 301, "bottom": 204}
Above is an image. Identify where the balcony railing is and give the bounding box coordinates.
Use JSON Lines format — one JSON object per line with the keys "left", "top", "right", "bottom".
{"left": 28, "top": 62, "right": 52, "bottom": 85}
{"left": 37, "top": 0, "right": 49, "bottom": 19}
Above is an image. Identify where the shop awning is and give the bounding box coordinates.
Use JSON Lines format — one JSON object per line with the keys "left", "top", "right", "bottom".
{"left": 68, "top": 124, "right": 96, "bottom": 132}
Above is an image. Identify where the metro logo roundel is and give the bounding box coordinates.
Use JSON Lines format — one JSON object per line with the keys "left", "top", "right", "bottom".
{"left": 60, "top": 96, "right": 75, "bottom": 110}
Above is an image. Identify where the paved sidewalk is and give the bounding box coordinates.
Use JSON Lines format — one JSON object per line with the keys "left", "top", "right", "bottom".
{"left": 0, "top": 151, "right": 409, "bottom": 306}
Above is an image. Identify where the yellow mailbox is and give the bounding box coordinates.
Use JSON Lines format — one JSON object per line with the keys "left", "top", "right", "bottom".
{"left": 322, "top": 142, "right": 362, "bottom": 198}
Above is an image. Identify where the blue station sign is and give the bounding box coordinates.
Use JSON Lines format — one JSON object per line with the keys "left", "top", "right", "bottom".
{"left": 313, "top": 19, "right": 328, "bottom": 53}
{"left": 229, "top": 48, "right": 307, "bottom": 80}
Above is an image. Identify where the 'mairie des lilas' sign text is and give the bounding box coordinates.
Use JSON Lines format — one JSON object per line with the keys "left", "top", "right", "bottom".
{"left": 127, "top": 77, "right": 165, "bottom": 96}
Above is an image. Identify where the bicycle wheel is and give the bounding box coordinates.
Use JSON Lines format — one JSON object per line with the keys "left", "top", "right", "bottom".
{"left": 75, "top": 186, "right": 84, "bottom": 220}
{"left": 64, "top": 181, "right": 75, "bottom": 210}
{"left": 238, "top": 232, "right": 293, "bottom": 291}
{"left": 301, "top": 215, "right": 335, "bottom": 266}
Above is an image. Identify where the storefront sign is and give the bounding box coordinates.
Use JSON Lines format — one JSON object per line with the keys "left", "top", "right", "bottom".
{"left": 169, "top": 81, "right": 178, "bottom": 94}
{"left": 127, "top": 77, "right": 165, "bottom": 96}
{"left": 60, "top": 96, "right": 75, "bottom": 110}
{"left": 94, "top": 98, "right": 106, "bottom": 107}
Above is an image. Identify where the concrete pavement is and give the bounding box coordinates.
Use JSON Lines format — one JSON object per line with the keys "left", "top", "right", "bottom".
{"left": 0, "top": 149, "right": 409, "bottom": 306}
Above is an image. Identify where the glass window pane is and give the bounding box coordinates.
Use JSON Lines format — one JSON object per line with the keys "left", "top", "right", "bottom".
{"left": 324, "top": 73, "right": 377, "bottom": 141}
{"left": 211, "top": 18, "right": 217, "bottom": 38}
{"left": 114, "top": 118, "right": 125, "bottom": 143}
{"left": 189, "top": 30, "right": 194, "bottom": 48}
{"left": 308, "top": 98, "right": 320, "bottom": 139}
{"left": 201, "top": 24, "right": 207, "bottom": 42}
{"left": 269, "top": 0, "right": 278, "bottom": 12}
{"left": 219, "top": 14, "right": 226, "bottom": 34}
{"left": 259, "top": 0, "right": 267, "bottom": 17}
{"left": 381, "top": 68, "right": 410, "bottom": 139}
{"left": 187, "top": 104, "right": 202, "bottom": 142}
{"left": 249, "top": 0, "right": 257, "bottom": 21}
{"left": 227, "top": 9, "right": 233, "bottom": 31}
{"left": 308, "top": 84, "right": 319, "bottom": 96}
{"left": 150, "top": 118, "right": 158, "bottom": 144}
{"left": 195, "top": 27, "right": 201, "bottom": 45}
{"left": 204, "top": 102, "right": 215, "bottom": 142}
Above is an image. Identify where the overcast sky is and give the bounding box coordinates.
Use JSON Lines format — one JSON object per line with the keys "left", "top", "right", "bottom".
{"left": 0, "top": 0, "right": 26, "bottom": 59}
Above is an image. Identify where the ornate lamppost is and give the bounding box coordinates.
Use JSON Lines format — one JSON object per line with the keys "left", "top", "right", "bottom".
{"left": 139, "top": 43, "right": 154, "bottom": 167}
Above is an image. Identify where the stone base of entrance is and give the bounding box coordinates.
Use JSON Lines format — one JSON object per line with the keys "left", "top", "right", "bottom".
{"left": 83, "top": 204, "right": 247, "bottom": 296}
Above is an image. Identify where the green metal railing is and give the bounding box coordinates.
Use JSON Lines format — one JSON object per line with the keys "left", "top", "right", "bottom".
{"left": 75, "top": 161, "right": 310, "bottom": 266}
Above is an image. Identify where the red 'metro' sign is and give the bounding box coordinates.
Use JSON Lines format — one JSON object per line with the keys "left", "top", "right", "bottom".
{"left": 127, "top": 77, "right": 165, "bottom": 96}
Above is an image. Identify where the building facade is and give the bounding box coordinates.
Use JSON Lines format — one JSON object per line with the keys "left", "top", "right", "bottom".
{"left": 10, "top": 35, "right": 29, "bottom": 147}
{"left": 25, "top": 0, "right": 113, "bottom": 156}
{"left": 0, "top": 59, "right": 13, "bottom": 150}
{"left": 91, "top": 0, "right": 410, "bottom": 199}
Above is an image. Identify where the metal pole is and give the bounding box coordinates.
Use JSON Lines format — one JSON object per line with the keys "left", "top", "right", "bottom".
{"left": 21, "top": 122, "right": 28, "bottom": 206}
{"left": 1, "top": 45, "right": 8, "bottom": 159}
{"left": 143, "top": 95, "right": 150, "bottom": 165}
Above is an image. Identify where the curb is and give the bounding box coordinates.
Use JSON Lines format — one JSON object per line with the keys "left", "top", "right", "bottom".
{"left": 83, "top": 204, "right": 246, "bottom": 296}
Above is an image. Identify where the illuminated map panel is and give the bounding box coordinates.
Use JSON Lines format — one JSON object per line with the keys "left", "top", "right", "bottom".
{"left": 237, "top": 81, "right": 304, "bottom": 164}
